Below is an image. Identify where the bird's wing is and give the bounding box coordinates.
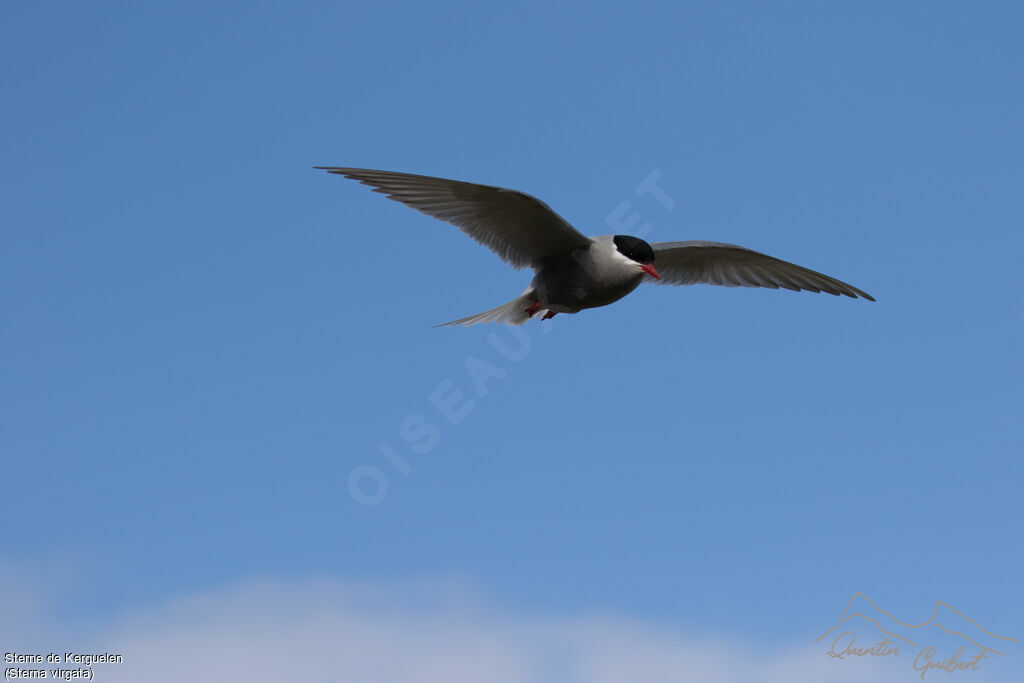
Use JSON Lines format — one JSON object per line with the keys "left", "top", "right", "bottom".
{"left": 317, "top": 167, "right": 592, "bottom": 270}
{"left": 649, "top": 241, "right": 874, "bottom": 300}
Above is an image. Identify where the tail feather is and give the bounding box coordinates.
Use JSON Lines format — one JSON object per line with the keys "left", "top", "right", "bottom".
{"left": 434, "top": 290, "right": 543, "bottom": 327}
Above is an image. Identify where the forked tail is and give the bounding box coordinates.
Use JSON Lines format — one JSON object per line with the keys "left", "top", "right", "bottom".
{"left": 434, "top": 289, "right": 543, "bottom": 327}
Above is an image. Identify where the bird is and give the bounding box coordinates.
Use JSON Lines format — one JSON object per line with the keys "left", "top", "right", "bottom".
{"left": 316, "top": 167, "right": 874, "bottom": 326}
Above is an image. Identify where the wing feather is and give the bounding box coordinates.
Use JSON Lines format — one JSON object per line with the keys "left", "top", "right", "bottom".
{"left": 317, "top": 167, "right": 591, "bottom": 270}
{"left": 650, "top": 241, "right": 874, "bottom": 300}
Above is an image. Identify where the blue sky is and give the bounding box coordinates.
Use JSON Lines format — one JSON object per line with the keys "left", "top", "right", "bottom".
{"left": 2, "top": 2, "right": 1022, "bottom": 680}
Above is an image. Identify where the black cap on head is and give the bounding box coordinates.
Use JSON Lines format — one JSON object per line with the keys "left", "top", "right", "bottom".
{"left": 613, "top": 235, "right": 655, "bottom": 265}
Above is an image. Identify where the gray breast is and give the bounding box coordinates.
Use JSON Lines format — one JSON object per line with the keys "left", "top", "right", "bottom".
{"left": 530, "top": 237, "right": 644, "bottom": 313}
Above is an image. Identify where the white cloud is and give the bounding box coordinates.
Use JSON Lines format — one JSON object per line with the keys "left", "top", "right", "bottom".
{"left": 0, "top": 573, "right": 1005, "bottom": 683}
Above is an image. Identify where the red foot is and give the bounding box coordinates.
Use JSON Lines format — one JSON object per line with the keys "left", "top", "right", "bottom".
{"left": 542, "top": 311, "right": 557, "bottom": 320}
{"left": 524, "top": 301, "right": 543, "bottom": 317}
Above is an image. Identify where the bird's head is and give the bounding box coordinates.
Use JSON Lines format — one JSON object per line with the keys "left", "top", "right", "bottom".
{"left": 613, "top": 235, "right": 661, "bottom": 279}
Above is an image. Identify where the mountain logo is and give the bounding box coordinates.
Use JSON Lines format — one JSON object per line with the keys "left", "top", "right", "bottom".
{"left": 816, "top": 593, "right": 1018, "bottom": 678}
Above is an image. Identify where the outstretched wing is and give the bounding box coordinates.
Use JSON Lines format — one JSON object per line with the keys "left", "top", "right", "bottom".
{"left": 317, "top": 167, "right": 592, "bottom": 270}
{"left": 650, "top": 241, "right": 874, "bottom": 300}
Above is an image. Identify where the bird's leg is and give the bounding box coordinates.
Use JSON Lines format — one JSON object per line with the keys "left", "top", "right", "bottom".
{"left": 524, "top": 301, "right": 543, "bottom": 318}
{"left": 542, "top": 310, "right": 557, "bottom": 320}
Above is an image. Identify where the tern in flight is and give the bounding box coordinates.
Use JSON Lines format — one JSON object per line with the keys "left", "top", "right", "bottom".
{"left": 317, "top": 167, "right": 874, "bottom": 326}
